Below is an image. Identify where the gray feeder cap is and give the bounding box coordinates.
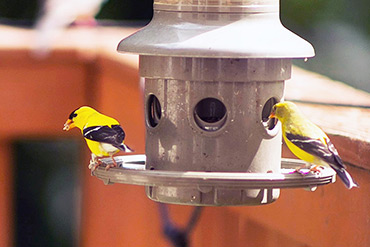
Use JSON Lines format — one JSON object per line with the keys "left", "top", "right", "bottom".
{"left": 117, "top": 6, "right": 315, "bottom": 58}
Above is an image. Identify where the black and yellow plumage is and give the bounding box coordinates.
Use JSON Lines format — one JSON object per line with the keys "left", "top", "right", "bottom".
{"left": 63, "top": 106, "right": 132, "bottom": 171}
{"left": 270, "top": 101, "right": 358, "bottom": 189}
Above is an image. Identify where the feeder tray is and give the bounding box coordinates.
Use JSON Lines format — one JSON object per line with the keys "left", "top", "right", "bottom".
{"left": 92, "top": 155, "right": 336, "bottom": 205}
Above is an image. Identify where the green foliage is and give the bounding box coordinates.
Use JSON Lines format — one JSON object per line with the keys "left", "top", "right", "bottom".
{"left": 97, "top": 0, "right": 153, "bottom": 20}
{"left": 281, "top": 0, "right": 326, "bottom": 30}
{"left": 281, "top": 0, "right": 370, "bottom": 36}
{"left": 0, "top": 0, "right": 38, "bottom": 20}
{"left": 0, "top": 0, "right": 153, "bottom": 23}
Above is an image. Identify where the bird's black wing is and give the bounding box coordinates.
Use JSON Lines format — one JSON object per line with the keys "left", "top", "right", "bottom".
{"left": 83, "top": 125, "right": 125, "bottom": 148}
{"left": 285, "top": 132, "right": 346, "bottom": 169}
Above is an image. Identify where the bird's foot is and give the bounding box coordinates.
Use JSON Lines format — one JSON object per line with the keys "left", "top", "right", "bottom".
{"left": 309, "top": 165, "right": 324, "bottom": 175}
{"left": 294, "top": 169, "right": 311, "bottom": 176}
{"left": 104, "top": 163, "right": 117, "bottom": 171}
{"left": 289, "top": 164, "right": 310, "bottom": 175}
{"left": 89, "top": 159, "right": 103, "bottom": 173}
{"left": 89, "top": 156, "right": 119, "bottom": 172}
{"left": 104, "top": 157, "right": 118, "bottom": 171}
{"left": 289, "top": 165, "right": 324, "bottom": 178}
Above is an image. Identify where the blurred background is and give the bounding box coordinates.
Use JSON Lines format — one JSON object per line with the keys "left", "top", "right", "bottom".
{"left": 0, "top": 1, "right": 369, "bottom": 247}
{"left": 0, "top": 0, "right": 369, "bottom": 92}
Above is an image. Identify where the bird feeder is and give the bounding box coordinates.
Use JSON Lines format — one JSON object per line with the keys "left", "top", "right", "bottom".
{"left": 93, "top": 0, "right": 336, "bottom": 206}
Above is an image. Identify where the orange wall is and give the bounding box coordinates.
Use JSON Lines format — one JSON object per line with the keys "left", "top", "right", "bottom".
{"left": 0, "top": 142, "right": 13, "bottom": 247}
{"left": 0, "top": 50, "right": 89, "bottom": 247}
{"left": 0, "top": 50, "right": 87, "bottom": 137}
{"left": 1, "top": 48, "right": 369, "bottom": 247}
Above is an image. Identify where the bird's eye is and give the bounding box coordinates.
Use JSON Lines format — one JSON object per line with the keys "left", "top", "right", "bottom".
{"left": 69, "top": 112, "right": 78, "bottom": 120}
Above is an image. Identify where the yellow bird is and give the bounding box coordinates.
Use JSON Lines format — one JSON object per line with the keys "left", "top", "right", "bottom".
{"left": 269, "top": 101, "right": 359, "bottom": 189}
{"left": 63, "top": 106, "right": 133, "bottom": 171}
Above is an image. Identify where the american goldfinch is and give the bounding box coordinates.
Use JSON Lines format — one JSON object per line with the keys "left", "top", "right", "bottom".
{"left": 63, "top": 106, "right": 133, "bottom": 171}
{"left": 269, "top": 101, "right": 359, "bottom": 189}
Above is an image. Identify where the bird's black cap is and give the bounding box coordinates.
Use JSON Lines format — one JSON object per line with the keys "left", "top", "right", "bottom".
{"left": 68, "top": 108, "right": 79, "bottom": 120}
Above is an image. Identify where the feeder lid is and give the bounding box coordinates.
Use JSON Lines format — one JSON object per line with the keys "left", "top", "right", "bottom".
{"left": 93, "top": 154, "right": 335, "bottom": 189}
{"left": 117, "top": 5, "right": 315, "bottom": 58}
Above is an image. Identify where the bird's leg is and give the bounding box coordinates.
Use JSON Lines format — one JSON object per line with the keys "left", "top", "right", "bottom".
{"left": 89, "top": 153, "right": 101, "bottom": 172}
{"left": 105, "top": 156, "right": 118, "bottom": 171}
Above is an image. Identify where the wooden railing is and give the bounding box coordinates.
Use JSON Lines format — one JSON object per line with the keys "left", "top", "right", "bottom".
{"left": 0, "top": 25, "right": 369, "bottom": 247}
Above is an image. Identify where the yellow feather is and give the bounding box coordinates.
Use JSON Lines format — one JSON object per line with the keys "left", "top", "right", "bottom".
{"left": 271, "top": 101, "right": 359, "bottom": 189}
{"left": 283, "top": 133, "right": 316, "bottom": 163}
{"left": 67, "top": 106, "right": 123, "bottom": 157}
{"left": 273, "top": 101, "right": 329, "bottom": 166}
{"left": 85, "top": 139, "right": 117, "bottom": 157}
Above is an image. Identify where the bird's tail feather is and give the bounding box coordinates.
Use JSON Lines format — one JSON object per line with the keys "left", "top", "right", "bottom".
{"left": 119, "top": 143, "right": 134, "bottom": 153}
{"left": 332, "top": 166, "right": 359, "bottom": 189}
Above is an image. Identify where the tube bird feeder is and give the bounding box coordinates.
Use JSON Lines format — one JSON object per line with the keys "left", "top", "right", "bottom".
{"left": 93, "top": 0, "right": 336, "bottom": 206}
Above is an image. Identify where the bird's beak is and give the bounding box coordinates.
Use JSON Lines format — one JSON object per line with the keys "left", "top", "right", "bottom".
{"left": 268, "top": 112, "right": 278, "bottom": 125}
{"left": 63, "top": 119, "right": 75, "bottom": 131}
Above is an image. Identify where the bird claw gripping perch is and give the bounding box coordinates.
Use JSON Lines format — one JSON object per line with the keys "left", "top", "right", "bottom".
{"left": 288, "top": 163, "right": 310, "bottom": 175}
{"left": 309, "top": 165, "right": 325, "bottom": 176}
{"left": 290, "top": 164, "right": 324, "bottom": 177}
{"left": 88, "top": 154, "right": 119, "bottom": 173}
{"left": 88, "top": 159, "right": 100, "bottom": 172}
{"left": 88, "top": 153, "right": 101, "bottom": 172}
{"left": 104, "top": 157, "right": 118, "bottom": 171}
